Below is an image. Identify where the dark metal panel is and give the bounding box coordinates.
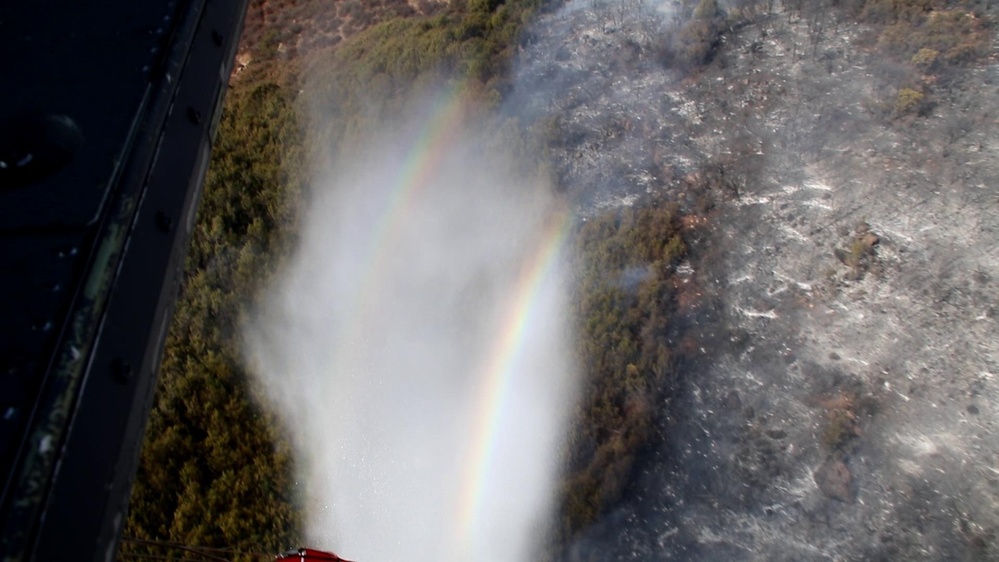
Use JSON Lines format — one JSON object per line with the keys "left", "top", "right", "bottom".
{"left": 0, "top": 0, "right": 249, "bottom": 558}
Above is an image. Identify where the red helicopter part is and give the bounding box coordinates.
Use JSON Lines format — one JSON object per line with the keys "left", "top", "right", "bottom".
{"left": 275, "top": 547, "right": 355, "bottom": 562}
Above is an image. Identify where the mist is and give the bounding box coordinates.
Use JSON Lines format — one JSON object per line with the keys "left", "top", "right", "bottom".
{"left": 242, "top": 92, "right": 576, "bottom": 562}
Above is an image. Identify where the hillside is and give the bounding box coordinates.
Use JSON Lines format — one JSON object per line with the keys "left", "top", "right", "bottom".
{"left": 524, "top": 0, "right": 999, "bottom": 558}
{"left": 122, "top": 0, "right": 999, "bottom": 560}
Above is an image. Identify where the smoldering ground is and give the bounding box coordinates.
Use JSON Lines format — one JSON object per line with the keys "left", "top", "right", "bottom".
{"left": 242, "top": 92, "right": 576, "bottom": 562}
{"left": 514, "top": 0, "right": 999, "bottom": 560}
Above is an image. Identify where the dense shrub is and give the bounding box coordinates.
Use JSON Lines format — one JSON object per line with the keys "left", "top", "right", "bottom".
{"left": 894, "top": 86, "right": 927, "bottom": 115}
{"left": 877, "top": 8, "right": 993, "bottom": 65}
{"left": 850, "top": 0, "right": 994, "bottom": 119}
{"left": 556, "top": 201, "right": 685, "bottom": 543}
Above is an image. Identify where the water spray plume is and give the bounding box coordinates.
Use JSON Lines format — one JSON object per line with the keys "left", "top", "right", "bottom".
{"left": 244, "top": 90, "right": 576, "bottom": 562}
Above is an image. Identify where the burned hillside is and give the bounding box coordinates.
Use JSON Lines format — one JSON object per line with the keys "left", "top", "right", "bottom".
{"left": 517, "top": 0, "right": 999, "bottom": 559}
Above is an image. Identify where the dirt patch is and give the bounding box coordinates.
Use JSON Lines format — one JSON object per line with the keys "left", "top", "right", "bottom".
{"left": 814, "top": 457, "right": 854, "bottom": 503}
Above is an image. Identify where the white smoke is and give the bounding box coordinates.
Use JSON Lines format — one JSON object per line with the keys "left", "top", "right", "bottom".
{"left": 243, "top": 93, "right": 576, "bottom": 562}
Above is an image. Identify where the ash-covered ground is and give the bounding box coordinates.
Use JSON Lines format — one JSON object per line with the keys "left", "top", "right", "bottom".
{"left": 513, "top": 1, "right": 999, "bottom": 559}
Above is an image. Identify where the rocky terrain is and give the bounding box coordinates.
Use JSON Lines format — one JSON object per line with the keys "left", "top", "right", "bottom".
{"left": 513, "top": 1, "right": 999, "bottom": 559}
